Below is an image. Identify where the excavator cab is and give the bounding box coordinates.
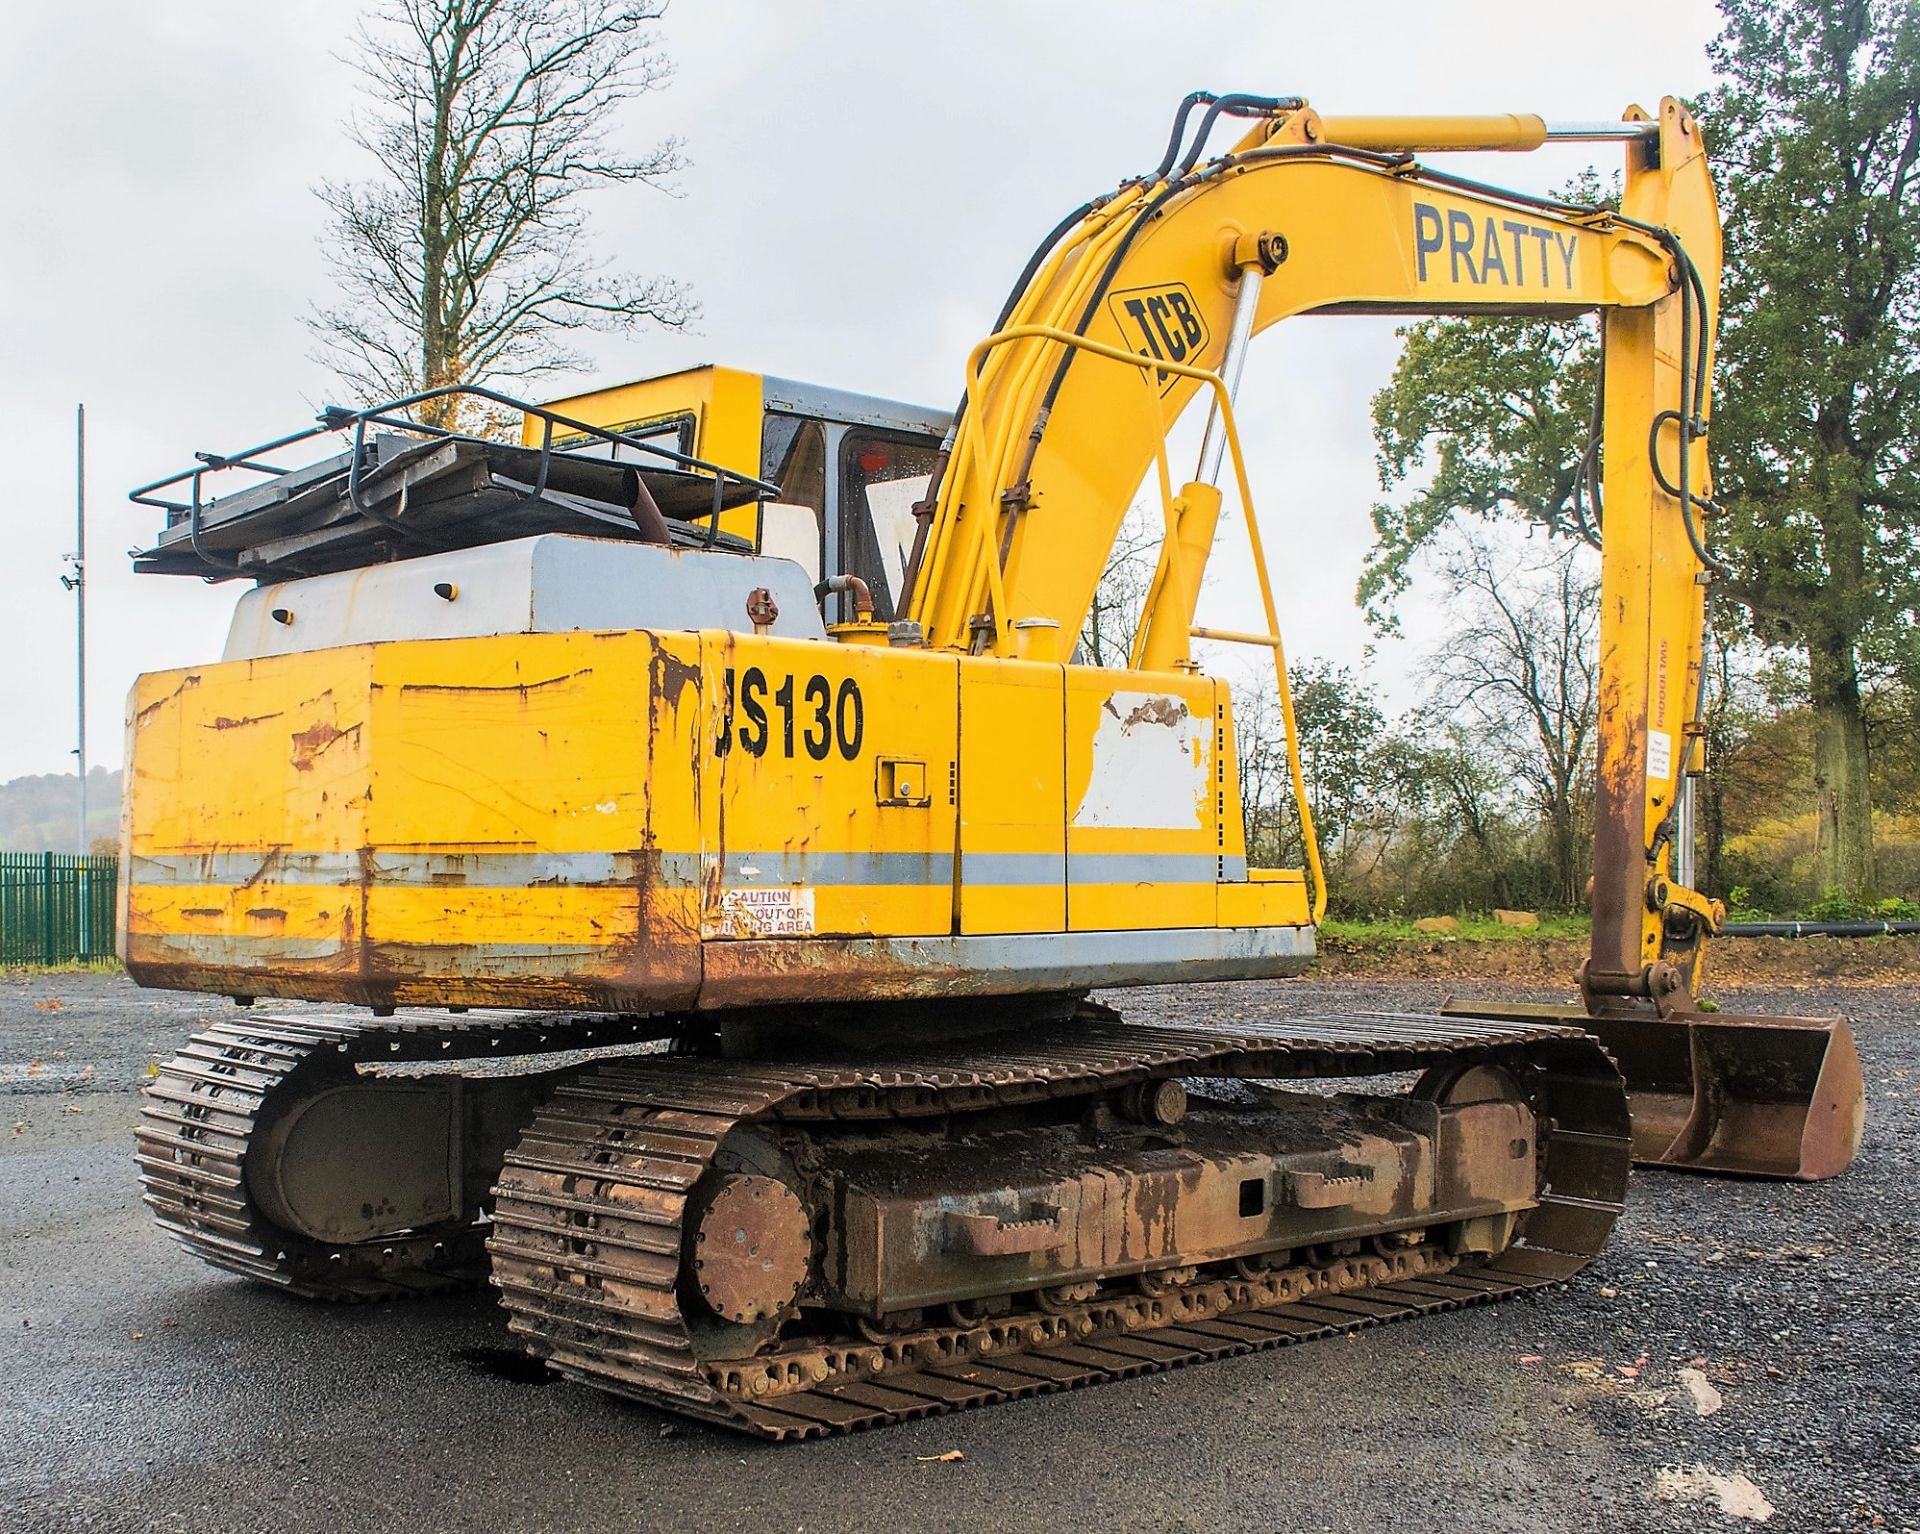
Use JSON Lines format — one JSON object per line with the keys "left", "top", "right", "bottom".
{"left": 533, "top": 365, "right": 948, "bottom": 621}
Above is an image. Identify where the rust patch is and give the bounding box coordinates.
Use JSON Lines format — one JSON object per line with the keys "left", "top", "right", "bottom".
{"left": 396, "top": 668, "right": 592, "bottom": 698}
{"left": 643, "top": 636, "right": 696, "bottom": 955}
{"left": 134, "top": 672, "right": 202, "bottom": 727}
{"left": 203, "top": 711, "right": 285, "bottom": 731}
{"left": 650, "top": 640, "right": 702, "bottom": 708}
{"left": 1102, "top": 694, "right": 1191, "bottom": 728}
{"left": 701, "top": 938, "right": 961, "bottom": 1007}
{"left": 291, "top": 720, "right": 360, "bottom": 772}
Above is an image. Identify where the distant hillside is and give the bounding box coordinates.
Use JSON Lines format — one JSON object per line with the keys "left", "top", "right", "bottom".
{"left": 0, "top": 767, "right": 121, "bottom": 854}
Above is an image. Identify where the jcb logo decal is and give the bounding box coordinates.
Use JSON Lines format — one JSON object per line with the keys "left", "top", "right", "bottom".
{"left": 1107, "top": 283, "right": 1210, "bottom": 394}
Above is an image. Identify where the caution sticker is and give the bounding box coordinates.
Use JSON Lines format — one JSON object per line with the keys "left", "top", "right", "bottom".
{"left": 1646, "top": 729, "right": 1673, "bottom": 784}
{"left": 713, "top": 886, "right": 815, "bottom": 938}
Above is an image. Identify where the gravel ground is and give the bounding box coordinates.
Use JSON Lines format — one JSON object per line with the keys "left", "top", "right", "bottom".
{"left": 0, "top": 969, "right": 1914, "bottom": 1534}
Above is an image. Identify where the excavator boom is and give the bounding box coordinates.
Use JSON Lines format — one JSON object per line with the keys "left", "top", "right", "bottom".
{"left": 898, "top": 95, "right": 1862, "bottom": 1179}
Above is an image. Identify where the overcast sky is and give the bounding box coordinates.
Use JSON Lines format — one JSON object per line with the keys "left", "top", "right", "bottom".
{"left": 0, "top": 0, "right": 1724, "bottom": 784}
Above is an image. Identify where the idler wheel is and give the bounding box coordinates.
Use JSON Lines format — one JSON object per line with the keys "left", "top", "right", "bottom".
{"left": 689, "top": 1174, "right": 812, "bottom": 1326}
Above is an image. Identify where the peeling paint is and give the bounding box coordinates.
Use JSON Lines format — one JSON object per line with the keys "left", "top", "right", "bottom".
{"left": 134, "top": 672, "right": 201, "bottom": 727}
{"left": 1071, "top": 691, "right": 1209, "bottom": 830}
{"left": 205, "top": 711, "right": 286, "bottom": 731}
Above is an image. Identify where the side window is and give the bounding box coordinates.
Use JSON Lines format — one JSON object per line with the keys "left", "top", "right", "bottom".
{"left": 838, "top": 430, "right": 939, "bottom": 621}
{"left": 759, "top": 415, "right": 828, "bottom": 582}
{"left": 559, "top": 411, "right": 695, "bottom": 466}
{"left": 763, "top": 414, "right": 826, "bottom": 517}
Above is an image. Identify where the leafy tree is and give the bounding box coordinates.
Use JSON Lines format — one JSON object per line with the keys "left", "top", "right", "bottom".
{"left": 1361, "top": 313, "right": 1600, "bottom": 629}
{"left": 1233, "top": 660, "right": 1410, "bottom": 895}
{"left": 310, "top": 0, "right": 693, "bottom": 428}
{"left": 1400, "top": 725, "right": 1519, "bottom": 909}
{"left": 1287, "top": 662, "right": 1389, "bottom": 882}
{"left": 0, "top": 769, "right": 122, "bottom": 855}
{"left": 1363, "top": 0, "right": 1920, "bottom": 901}
{"left": 1704, "top": 0, "right": 1920, "bottom": 900}
{"left": 1695, "top": 633, "right": 1774, "bottom": 899}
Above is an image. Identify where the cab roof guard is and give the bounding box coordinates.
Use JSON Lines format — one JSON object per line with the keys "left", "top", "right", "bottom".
{"left": 130, "top": 383, "right": 783, "bottom": 574}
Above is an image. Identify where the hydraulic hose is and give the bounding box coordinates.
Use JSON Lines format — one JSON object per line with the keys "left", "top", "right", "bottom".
{"left": 1170, "top": 94, "right": 1305, "bottom": 177}
{"left": 1152, "top": 91, "right": 1220, "bottom": 181}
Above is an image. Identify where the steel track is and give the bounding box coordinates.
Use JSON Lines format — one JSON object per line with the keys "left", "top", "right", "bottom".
{"left": 136, "top": 1011, "right": 671, "bottom": 1300}
{"left": 488, "top": 1013, "right": 1631, "bottom": 1438}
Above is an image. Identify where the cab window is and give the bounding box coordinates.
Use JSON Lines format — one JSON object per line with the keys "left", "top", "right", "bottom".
{"left": 762, "top": 414, "right": 826, "bottom": 517}
{"left": 838, "top": 429, "right": 939, "bottom": 621}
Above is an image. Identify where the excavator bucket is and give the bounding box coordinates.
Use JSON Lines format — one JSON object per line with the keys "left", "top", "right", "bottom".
{"left": 1441, "top": 1002, "right": 1865, "bottom": 1181}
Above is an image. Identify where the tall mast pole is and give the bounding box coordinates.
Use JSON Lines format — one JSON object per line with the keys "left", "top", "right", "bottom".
{"left": 73, "top": 404, "right": 87, "bottom": 856}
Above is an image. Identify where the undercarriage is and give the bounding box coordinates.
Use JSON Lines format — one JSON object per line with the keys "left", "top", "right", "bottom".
{"left": 139, "top": 1003, "right": 1629, "bottom": 1438}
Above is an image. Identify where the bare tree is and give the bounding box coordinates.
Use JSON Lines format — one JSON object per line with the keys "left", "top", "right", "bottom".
{"left": 1078, "top": 503, "right": 1162, "bottom": 667}
{"left": 310, "top": 0, "right": 694, "bottom": 428}
{"left": 1230, "top": 665, "right": 1294, "bottom": 868}
{"left": 1425, "top": 532, "right": 1599, "bottom": 908}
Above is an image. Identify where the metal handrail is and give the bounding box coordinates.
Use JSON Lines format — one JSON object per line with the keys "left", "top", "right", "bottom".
{"left": 130, "top": 384, "right": 782, "bottom": 555}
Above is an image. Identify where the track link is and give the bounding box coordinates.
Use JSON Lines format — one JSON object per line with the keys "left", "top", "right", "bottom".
{"left": 489, "top": 1012, "right": 1630, "bottom": 1438}
{"left": 137, "top": 1011, "right": 670, "bottom": 1300}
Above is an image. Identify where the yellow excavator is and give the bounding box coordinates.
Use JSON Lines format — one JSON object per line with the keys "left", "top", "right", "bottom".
{"left": 124, "top": 93, "right": 1864, "bottom": 1439}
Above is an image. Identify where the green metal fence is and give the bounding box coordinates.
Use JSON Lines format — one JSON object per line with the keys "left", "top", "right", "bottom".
{"left": 0, "top": 853, "right": 118, "bottom": 965}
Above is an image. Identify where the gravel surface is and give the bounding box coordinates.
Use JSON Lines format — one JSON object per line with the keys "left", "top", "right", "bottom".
{"left": 1, "top": 970, "right": 1914, "bottom": 1533}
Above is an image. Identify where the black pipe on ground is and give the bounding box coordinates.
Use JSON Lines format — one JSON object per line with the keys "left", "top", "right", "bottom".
{"left": 1720, "top": 920, "right": 1920, "bottom": 939}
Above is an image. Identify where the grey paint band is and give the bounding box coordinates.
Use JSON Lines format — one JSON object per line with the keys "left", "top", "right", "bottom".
{"left": 701, "top": 924, "right": 1316, "bottom": 1002}
{"left": 132, "top": 922, "right": 1316, "bottom": 996}
{"left": 132, "top": 848, "right": 1258, "bottom": 890}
